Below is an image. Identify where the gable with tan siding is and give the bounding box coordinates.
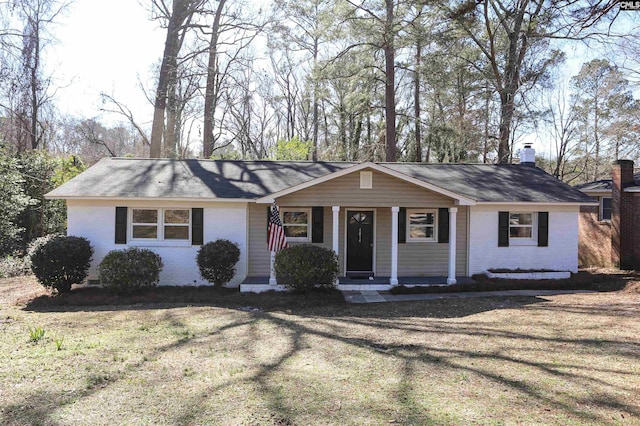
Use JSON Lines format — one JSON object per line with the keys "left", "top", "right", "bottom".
{"left": 277, "top": 169, "right": 455, "bottom": 207}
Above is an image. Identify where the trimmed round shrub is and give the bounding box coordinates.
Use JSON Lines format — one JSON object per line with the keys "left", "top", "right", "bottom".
{"left": 29, "top": 234, "right": 94, "bottom": 294}
{"left": 99, "top": 247, "right": 163, "bottom": 294}
{"left": 274, "top": 244, "right": 338, "bottom": 293}
{"left": 196, "top": 239, "right": 240, "bottom": 288}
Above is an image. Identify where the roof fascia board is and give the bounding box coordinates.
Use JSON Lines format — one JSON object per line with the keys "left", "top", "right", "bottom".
{"left": 255, "top": 162, "right": 476, "bottom": 205}
{"left": 577, "top": 189, "right": 611, "bottom": 194}
{"left": 45, "top": 195, "right": 249, "bottom": 203}
{"left": 475, "top": 201, "right": 599, "bottom": 206}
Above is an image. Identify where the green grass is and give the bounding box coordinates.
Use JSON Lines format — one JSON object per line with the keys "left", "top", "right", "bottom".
{"left": 1, "top": 274, "right": 639, "bottom": 425}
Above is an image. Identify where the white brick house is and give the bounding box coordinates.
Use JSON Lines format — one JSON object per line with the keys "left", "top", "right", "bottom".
{"left": 47, "top": 156, "right": 595, "bottom": 292}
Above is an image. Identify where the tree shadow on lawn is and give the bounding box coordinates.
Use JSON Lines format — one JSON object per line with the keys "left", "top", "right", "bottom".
{"left": 20, "top": 284, "right": 555, "bottom": 320}
{"left": 6, "top": 295, "right": 640, "bottom": 425}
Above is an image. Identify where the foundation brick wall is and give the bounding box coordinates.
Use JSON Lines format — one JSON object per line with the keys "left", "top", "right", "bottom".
{"left": 578, "top": 205, "right": 612, "bottom": 267}
{"left": 579, "top": 160, "right": 640, "bottom": 269}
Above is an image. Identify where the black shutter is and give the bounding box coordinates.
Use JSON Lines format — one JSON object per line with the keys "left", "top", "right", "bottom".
{"left": 498, "top": 211, "right": 510, "bottom": 247}
{"left": 115, "top": 207, "right": 127, "bottom": 244}
{"left": 267, "top": 206, "right": 271, "bottom": 243}
{"left": 438, "top": 208, "right": 449, "bottom": 243}
{"left": 398, "top": 207, "right": 406, "bottom": 244}
{"left": 312, "top": 206, "right": 324, "bottom": 243}
{"left": 192, "top": 208, "right": 204, "bottom": 245}
{"left": 538, "top": 212, "right": 549, "bottom": 247}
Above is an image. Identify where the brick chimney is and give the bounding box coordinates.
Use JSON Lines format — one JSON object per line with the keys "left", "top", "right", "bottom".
{"left": 611, "top": 160, "right": 635, "bottom": 268}
{"left": 520, "top": 143, "right": 535, "bottom": 167}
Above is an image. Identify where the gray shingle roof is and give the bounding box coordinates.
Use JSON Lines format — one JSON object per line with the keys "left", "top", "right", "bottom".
{"left": 574, "top": 173, "right": 640, "bottom": 192}
{"left": 384, "top": 163, "right": 594, "bottom": 203}
{"left": 46, "top": 158, "right": 594, "bottom": 204}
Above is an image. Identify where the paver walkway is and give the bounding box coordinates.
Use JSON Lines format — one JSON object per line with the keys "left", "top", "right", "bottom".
{"left": 343, "top": 289, "right": 595, "bottom": 304}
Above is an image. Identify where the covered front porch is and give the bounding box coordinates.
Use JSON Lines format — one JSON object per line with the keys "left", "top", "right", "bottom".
{"left": 245, "top": 164, "right": 474, "bottom": 293}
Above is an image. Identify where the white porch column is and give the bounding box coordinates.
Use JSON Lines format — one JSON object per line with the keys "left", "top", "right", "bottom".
{"left": 391, "top": 206, "right": 399, "bottom": 286}
{"left": 332, "top": 206, "right": 340, "bottom": 285}
{"left": 269, "top": 251, "right": 277, "bottom": 285}
{"left": 447, "top": 207, "right": 458, "bottom": 285}
{"left": 332, "top": 206, "right": 340, "bottom": 254}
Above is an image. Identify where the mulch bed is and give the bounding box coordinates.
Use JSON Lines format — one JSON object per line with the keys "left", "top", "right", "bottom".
{"left": 390, "top": 269, "right": 640, "bottom": 295}
{"left": 20, "top": 284, "right": 346, "bottom": 311}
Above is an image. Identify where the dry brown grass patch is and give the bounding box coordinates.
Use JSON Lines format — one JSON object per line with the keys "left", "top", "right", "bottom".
{"left": 1, "top": 274, "right": 639, "bottom": 425}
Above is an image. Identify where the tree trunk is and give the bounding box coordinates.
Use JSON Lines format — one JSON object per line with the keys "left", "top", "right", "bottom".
{"left": 312, "top": 35, "right": 319, "bottom": 161}
{"left": 203, "top": 0, "right": 226, "bottom": 158}
{"left": 384, "top": 0, "right": 396, "bottom": 162}
{"left": 150, "top": 0, "right": 194, "bottom": 158}
{"left": 414, "top": 39, "right": 422, "bottom": 162}
{"left": 29, "top": 23, "right": 40, "bottom": 150}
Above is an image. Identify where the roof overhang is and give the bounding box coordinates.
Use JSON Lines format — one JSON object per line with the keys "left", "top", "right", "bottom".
{"left": 45, "top": 195, "right": 249, "bottom": 203}
{"left": 255, "top": 162, "right": 477, "bottom": 205}
{"left": 475, "top": 201, "right": 599, "bottom": 207}
{"left": 577, "top": 189, "right": 611, "bottom": 194}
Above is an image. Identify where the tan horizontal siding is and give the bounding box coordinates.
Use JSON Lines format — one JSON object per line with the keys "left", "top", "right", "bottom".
{"left": 375, "top": 207, "right": 467, "bottom": 276}
{"left": 278, "top": 169, "right": 454, "bottom": 207}
{"left": 247, "top": 203, "right": 338, "bottom": 276}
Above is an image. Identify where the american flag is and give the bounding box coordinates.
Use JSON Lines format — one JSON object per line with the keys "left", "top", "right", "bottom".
{"left": 268, "top": 202, "right": 289, "bottom": 252}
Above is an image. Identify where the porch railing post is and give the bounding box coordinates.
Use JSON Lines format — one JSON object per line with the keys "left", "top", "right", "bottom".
{"left": 269, "top": 251, "right": 277, "bottom": 285}
{"left": 447, "top": 207, "right": 458, "bottom": 285}
{"left": 391, "top": 206, "right": 399, "bottom": 286}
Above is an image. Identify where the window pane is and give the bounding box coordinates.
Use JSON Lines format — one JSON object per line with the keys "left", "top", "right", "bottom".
{"left": 284, "top": 225, "right": 308, "bottom": 238}
{"left": 409, "top": 212, "right": 434, "bottom": 225}
{"left": 164, "top": 209, "right": 189, "bottom": 224}
{"left": 409, "top": 226, "right": 434, "bottom": 239}
{"left": 510, "top": 213, "right": 532, "bottom": 225}
{"left": 133, "top": 209, "right": 157, "bottom": 224}
{"left": 164, "top": 225, "right": 189, "bottom": 240}
{"left": 133, "top": 225, "right": 157, "bottom": 239}
{"left": 510, "top": 227, "right": 532, "bottom": 238}
{"left": 283, "top": 211, "right": 308, "bottom": 225}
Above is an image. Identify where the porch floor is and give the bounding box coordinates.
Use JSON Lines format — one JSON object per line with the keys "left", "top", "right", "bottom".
{"left": 241, "top": 275, "right": 476, "bottom": 286}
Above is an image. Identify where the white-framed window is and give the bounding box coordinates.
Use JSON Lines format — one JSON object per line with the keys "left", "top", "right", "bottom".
{"left": 281, "top": 208, "right": 311, "bottom": 241}
{"left": 163, "top": 209, "right": 190, "bottom": 240}
{"left": 600, "top": 197, "right": 612, "bottom": 221}
{"left": 509, "top": 212, "right": 534, "bottom": 239}
{"left": 132, "top": 209, "right": 158, "bottom": 239}
{"left": 131, "top": 208, "right": 190, "bottom": 241}
{"left": 407, "top": 209, "right": 437, "bottom": 242}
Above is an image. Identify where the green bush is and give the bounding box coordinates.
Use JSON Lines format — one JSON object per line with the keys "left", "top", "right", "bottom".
{"left": 29, "top": 235, "right": 93, "bottom": 294}
{"left": 275, "top": 244, "right": 338, "bottom": 293}
{"left": 196, "top": 239, "right": 240, "bottom": 287}
{"left": 99, "top": 248, "right": 163, "bottom": 294}
{"left": 0, "top": 255, "right": 31, "bottom": 278}
{"left": 0, "top": 153, "right": 31, "bottom": 256}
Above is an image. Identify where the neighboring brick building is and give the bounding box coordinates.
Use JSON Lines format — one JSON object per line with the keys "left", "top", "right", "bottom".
{"left": 575, "top": 160, "right": 640, "bottom": 268}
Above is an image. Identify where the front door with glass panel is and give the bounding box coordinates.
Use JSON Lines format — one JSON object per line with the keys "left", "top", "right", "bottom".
{"left": 346, "top": 210, "right": 374, "bottom": 274}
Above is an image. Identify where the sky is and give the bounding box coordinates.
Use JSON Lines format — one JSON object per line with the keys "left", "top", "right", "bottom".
{"left": 48, "top": 0, "right": 165, "bottom": 125}
{"left": 44, "top": 1, "right": 636, "bottom": 158}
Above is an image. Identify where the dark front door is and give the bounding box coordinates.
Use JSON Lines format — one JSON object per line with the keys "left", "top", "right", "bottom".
{"left": 346, "top": 210, "right": 374, "bottom": 274}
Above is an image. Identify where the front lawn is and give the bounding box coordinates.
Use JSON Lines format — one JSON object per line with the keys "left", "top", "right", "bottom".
{"left": 1, "top": 274, "right": 639, "bottom": 425}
